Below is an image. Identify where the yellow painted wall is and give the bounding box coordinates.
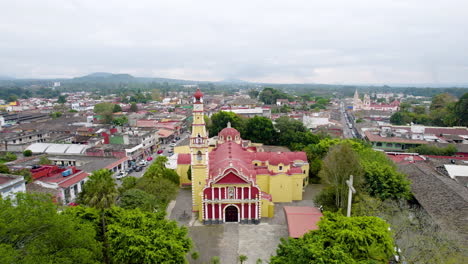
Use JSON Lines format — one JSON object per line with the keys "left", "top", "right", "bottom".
{"left": 291, "top": 175, "right": 304, "bottom": 200}
{"left": 174, "top": 145, "right": 190, "bottom": 154}
{"left": 176, "top": 164, "right": 190, "bottom": 186}
{"left": 192, "top": 164, "right": 206, "bottom": 212}
{"left": 269, "top": 174, "right": 292, "bottom": 202}
{"left": 268, "top": 163, "right": 290, "bottom": 173}
{"left": 256, "top": 174, "right": 269, "bottom": 194}
{"left": 261, "top": 199, "right": 274, "bottom": 218}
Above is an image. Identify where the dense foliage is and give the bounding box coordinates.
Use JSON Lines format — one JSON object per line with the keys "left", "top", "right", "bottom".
{"left": 258, "top": 87, "right": 292, "bottom": 104}
{"left": 0, "top": 193, "right": 102, "bottom": 264}
{"left": 270, "top": 212, "right": 394, "bottom": 264}
{"left": 407, "top": 144, "right": 457, "bottom": 156}
{"left": 390, "top": 92, "right": 468, "bottom": 126}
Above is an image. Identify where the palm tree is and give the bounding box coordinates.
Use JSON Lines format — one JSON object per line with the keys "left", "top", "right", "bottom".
{"left": 239, "top": 254, "right": 248, "bottom": 264}
{"left": 80, "top": 169, "right": 118, "bottom": 264}
{"left": 80, "top": 169, "right": 118, "bottom": 209}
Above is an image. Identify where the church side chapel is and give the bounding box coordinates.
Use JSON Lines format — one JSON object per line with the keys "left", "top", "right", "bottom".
{"left": 176, "top": 88, "right": 309, "bottom": 224}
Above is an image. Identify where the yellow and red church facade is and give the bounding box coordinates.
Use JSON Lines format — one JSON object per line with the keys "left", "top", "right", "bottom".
{"left": 176, "top": 88, "right": 309, "bottom": 224}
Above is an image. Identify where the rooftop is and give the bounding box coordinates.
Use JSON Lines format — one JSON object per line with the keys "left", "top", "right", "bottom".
{"left": 283, "top": 206, "right": 323, "bottom": 238}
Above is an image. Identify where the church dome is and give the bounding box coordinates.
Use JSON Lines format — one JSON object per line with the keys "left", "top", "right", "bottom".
{"left": 219, "top": 127, "right": 240, "bottom": 140}
{"left": 194, "top": 88, "right": 203, "bottom": 100}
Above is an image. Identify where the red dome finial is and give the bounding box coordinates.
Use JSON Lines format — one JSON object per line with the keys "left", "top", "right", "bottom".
{"left": 194, "top": 88, "right": 203, "bottom": 100}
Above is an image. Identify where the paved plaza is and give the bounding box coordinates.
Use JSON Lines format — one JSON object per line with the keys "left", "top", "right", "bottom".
{"left": 169, "top": 184, "right": 324, "bottom": 263}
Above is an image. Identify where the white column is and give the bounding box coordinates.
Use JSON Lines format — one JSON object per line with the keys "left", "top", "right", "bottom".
{"left": 241, "top": 203, "right": 244, "bottom": 221}
{"left": 241, "top": 187, "right": 244, "bottom": 200}
{"left": 211, "top": 188, "right": 214, "bottom": 200}
{"left": 218, "top": 187, "right": 221, "bottom": 200}
{"left": 224, "top": 187, "right": 227, "bottom": 199}
{"left": 212, "top": 203, "right": 215, "bottom": 220}
{"left": 219, "top": 203, "right": 222, "bottom": 222}
{"left": 248, "top": 187, "right": 252, "bottom": 220}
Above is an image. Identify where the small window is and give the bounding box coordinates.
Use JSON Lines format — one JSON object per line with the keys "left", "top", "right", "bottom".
{"left": 376, "top": 142, "right": 382, "bottom": 147}
{"left": 279, "top": 166, "right": 283, "bottom": 171}
{"left": 197, "top": 151, "right": 202, "bottom": 161}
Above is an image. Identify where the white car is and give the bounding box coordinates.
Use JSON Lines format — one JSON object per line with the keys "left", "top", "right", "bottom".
{"left": 169, "top": 143, "right": 176, "bottom": 147}
{"left": 139, "top": 160, "right": 148, "bottom": 166}
{"left": 115, "top": 171, "right": 128, "bottom": 180}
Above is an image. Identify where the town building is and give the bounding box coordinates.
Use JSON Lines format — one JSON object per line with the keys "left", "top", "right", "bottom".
{"left": 353, "top": 90, "right": 400, "bottom": 112}
{"left": 176, "top": 89, "right": 309, "bottom": 224}
{"left": 0, "top": 173, "right": 26, "bottom": 200}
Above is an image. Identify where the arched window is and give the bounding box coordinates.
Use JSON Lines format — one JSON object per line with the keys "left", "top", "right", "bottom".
{"left": 227, "top": 136, "right": 231, "bottom": 141}
{"left": 197, "top": 151, "right": 202, "bottom": 161}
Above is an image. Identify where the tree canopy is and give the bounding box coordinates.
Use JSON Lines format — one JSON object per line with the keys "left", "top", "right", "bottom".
{"left": 258, "top": 87, "right": 292, "bottom": 104}
{"left": 270, "top": 212, "right": 394, "bottom": 264}
{"left": 0, "top": 193, "right": 102, "bottom": 264}
{"left": 79, "top": 169, "right": 118, "bottom": 210}
{"left": 208, "top": 111, "right": 246, "bottom": 137}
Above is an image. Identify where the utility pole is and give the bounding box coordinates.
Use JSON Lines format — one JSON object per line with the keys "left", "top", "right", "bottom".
{"left": 346, "top": 175, "right": 356, "bottom": 217}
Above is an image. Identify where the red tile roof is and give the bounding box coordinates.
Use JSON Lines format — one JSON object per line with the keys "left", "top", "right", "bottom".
{"left": 177, "top": 154, "right": 191, "bottom": 164}
{"left": 59, "top": 172, "right": 89, "bottom": 188}
{"left": 284, "top": 206, "right": 323, "bottom": 238}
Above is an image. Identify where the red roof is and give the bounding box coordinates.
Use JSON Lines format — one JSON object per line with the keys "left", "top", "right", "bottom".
{"left": 284, "top": 206, "right": 323, "bottom": 238}
{"left": 59, "top": 172, "right": 89, "bottom": 188}
{"left": 219, "top": 127, "right": 240, "bottom": 138}
{"left": 178, "top": 154, "right": 191, "bottom": 164}
{"left": 105, "top": 157, "right": 130, "bottom": 170}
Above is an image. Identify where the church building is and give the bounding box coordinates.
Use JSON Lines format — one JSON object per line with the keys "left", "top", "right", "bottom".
{"left": 176, "top": 88, "right": 309, "bottom": 224}
{"left": 353, "top": 89, "right": 400, "bottom": 112}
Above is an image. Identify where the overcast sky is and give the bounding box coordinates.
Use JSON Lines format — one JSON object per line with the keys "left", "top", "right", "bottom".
{"left": 1, "top": 0, "right": 467, "bottom": 84}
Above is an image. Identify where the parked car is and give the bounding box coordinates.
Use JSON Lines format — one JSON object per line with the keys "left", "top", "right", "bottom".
{"left": 147, "top": 156, "right": 153, "bottom": 161}
{"left": 116, "top": 171, "right": 128, "bottom": 180}
{"left": 169, "top": 143, "right": 176, "bottom": 147}
{"left": 125, "top": 167, "right": 134, "bottom": 174}
{"left": 157, "top": 149, "right": 163, "bottom": 154}
{"left": 134, "top": 166, "right": 143, "bottom": 172}
{"left": 139, "top": 160, "right": 148, "bottom": 166}
{"left": 175, "top": 136, "right": 180, "bottom": 140}
{"left": 168, "top": 149, "right": 174, "bottom": 154}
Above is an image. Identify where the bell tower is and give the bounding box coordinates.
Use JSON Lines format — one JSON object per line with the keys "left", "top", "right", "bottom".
{"left": 190, "top": 87, "right": 208, "bottom": 213}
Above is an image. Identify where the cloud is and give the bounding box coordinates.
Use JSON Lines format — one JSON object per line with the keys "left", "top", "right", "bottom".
{"left": 0, "top": 0, "right": 467, "bottom": 84}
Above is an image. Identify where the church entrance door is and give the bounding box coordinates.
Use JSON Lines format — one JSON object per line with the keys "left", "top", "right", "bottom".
{"left": 225, "top": 205, "right": 238, "bottom": 222}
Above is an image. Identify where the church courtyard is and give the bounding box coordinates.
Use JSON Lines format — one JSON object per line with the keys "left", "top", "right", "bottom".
{"left": 169, "top": 184, "right": 323, "bottom": 264}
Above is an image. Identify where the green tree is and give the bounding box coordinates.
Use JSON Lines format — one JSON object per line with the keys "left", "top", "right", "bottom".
{"left": 413, "top": 105, "right": 426, "bottom": 115}
{"left": 94, "top": 102, "right": 115, "bottom": 114}
{"left": 187, "top": 166, "right": 192, "bottom": 181}
{"left": 316, "top": 143, "right": 363, "bottom": 211}
{"left": 130, "top": 102, "right": 138, "bottom": 112}
{"left": 49, "top": 111, "right": 62, "bottom": 119}
{"left": 0, "top": 164, "right": 10, "bottom": 173}
{"left": 408, "top": 144, "right": 457, "bottom": 156}
{"left": 38, "top": 156, "right": 52, "bottom": 165}
{"left": 239, "top": 254, "right": 248, "bottom": 264}
{"left": 191, "top": 251, "right": 200, "bottom": 263}
{"left": 118, "top": 176, "right": 137, "bottom": 194}
{"left": 359, "top": 149, "right": 411, "bottom": 200}
{"left": 248, "top": 89, "right": 259, "bottom": 99}
{"left": 119, "top": 188, "right": 159, "bottom": 212}
{"left": 243, "top": 116, "right": 276, "bottom": 144}
{"left": 80, "top": 169, "right": 117, "bottom": 210}
{"left": 1, "top": 152, "right": 17, "bottom": 162}
{"left": 23, "top": 149, "right": 32, "bottom": 157}
{"left": 12, "top": 168, "right": 33, "bottom": 183}
{"left": 57, "top": 94, "right": 67, "bottom": 104}
{"left": 211, "top": 256, "right": 221, "bottom": 264}
{"left": 0, "top": 193, "right": 102, "bottom": 263}
{"left": 208, "top": 111, "right": 246, "bottom": 137}
{"left": 454, "top": 92, "right": 468, "bottom": 126}
{"left": 106, "top": 207, "right": 192, "bottom": 263}
{"left": 112, "top": 115, "right": 128, "bottom": 126}
{"left": 430, "top": 93, "right": 457, "bottom": 111}
{"left": 270, "top": 212, "right": 394, "bottom": 264}
{"left": 112, "top": 104, "right": 122, "bottom": 113}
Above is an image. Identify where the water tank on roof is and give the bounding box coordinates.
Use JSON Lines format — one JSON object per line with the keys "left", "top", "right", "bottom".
{"left": 62, "top": 169, "right": 72, "bottom": 177}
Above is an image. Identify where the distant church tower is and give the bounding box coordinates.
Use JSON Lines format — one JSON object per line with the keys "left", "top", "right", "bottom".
{"left": 353, "top": 89, "right": 362, "bottom": 110}
{"left": 190, "top": 88, "right": 209, "bottom": 213}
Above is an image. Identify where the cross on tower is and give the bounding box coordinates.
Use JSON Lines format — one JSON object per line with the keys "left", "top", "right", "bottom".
{"left": 346, "top": 175, "right": 356, "bottom": 217}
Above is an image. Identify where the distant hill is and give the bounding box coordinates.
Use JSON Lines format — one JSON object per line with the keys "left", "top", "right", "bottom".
{"left": 72, "top": 72, "right": 135, "bottom": 82}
